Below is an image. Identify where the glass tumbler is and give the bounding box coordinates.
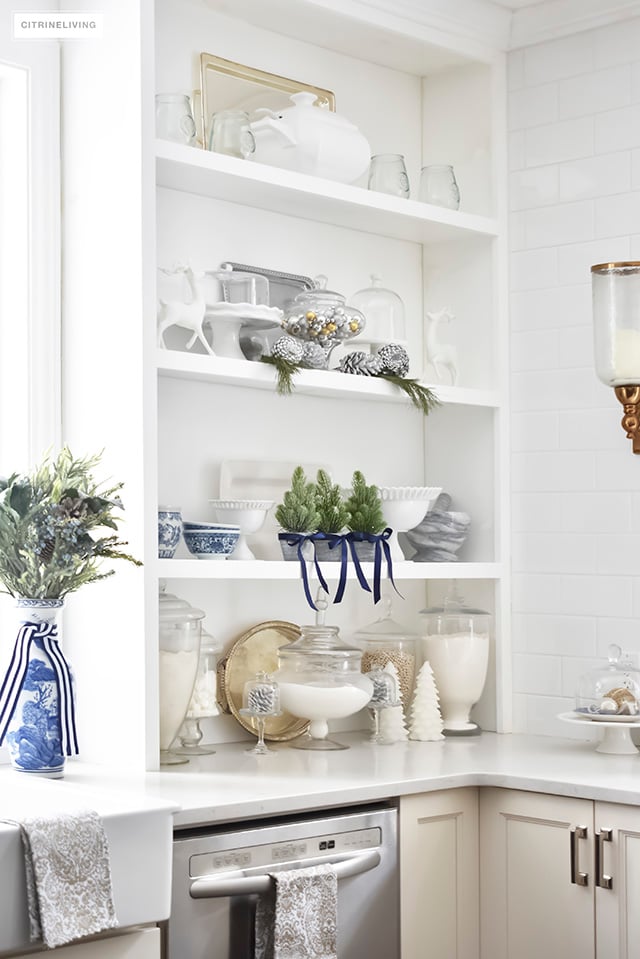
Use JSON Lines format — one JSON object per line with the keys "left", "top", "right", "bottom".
{"left": 155, "top": 94, "right": 196, "bottom": 145}
{"left": 368, "top": 154, "right": 410, "bottom": 199}
{"left": 208, "top": 109, "right": 256, "bottom": 159}
{"left": 419, "top": 164, "right": 460, "bottom": 210}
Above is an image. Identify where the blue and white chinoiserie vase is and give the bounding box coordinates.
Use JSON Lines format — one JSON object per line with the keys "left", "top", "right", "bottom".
{"left": 158, "top": 505, "right": 182, "bottom": 558}
{"left": 0, "top": 599, "right": 78, "bottom": 778}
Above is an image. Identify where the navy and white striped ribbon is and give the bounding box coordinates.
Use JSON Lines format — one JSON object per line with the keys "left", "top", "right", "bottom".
{"left": 0, "top": 621, "right": 79, "bottom": 755}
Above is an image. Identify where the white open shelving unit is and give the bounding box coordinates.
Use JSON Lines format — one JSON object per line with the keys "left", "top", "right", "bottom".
{"left": 60, "top": 0, "right": 510, "bottom": 768}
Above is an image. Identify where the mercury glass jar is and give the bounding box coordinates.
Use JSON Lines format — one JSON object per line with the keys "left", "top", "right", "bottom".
{"left": 420, "top": 584, "right": 490, "bottom": 733}
{"left": 158, "top": 591, "right": 204, "bottom": 764}
{"left": 275, "top": 625, "right": 373, "bottom": 750}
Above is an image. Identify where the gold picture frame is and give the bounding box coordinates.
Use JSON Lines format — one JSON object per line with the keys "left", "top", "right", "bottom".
{"left": 219, "top": 619, "right": 309, "bottom": 742}
{"left": 199, "top": 52, "right": 335, "bottom": 148}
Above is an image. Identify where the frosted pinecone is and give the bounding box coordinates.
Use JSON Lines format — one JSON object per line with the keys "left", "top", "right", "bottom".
{"left": 376, "top": 342, "right": 410, "bottom": 377}
{"left": 338, "top": 351, "right": 383, "bottom": 376}
{"left": 301, "top": 341, "right": 330, "bottom": 369}
{"left": 271, "top": 334, "right": 305, "bottom": 363}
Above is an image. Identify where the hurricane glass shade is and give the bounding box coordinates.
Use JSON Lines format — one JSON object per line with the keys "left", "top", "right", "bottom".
{"left": 592, "top": 262, "right": 640, "bottom": 387}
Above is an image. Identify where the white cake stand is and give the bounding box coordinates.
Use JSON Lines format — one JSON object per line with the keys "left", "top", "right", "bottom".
{"left": 204, "top": 303, "right": 282, "bottom": 359}
{"left": 557, "top": 711, "right": 640, "bottom": 755}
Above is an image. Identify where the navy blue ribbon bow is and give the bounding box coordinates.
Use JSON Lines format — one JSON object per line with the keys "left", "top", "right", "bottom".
{"left": 347, "top": 528, "right": 400, "bottom": 604}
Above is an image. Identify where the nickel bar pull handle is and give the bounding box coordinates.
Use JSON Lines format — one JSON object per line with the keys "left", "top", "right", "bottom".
{"left": 570, "top": 825, "right": 589, "bottom": 886}
{"left": 595, "top": 828, "right": 613, "bottom": 890}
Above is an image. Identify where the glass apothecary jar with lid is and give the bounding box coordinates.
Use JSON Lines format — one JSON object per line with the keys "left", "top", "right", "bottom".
{"left": 353, "top": 596, "right": 418, "bottom": 710}
{"left": 348, "top": 275, "right": 406, "bottom": 349}
{"left": 420, "top": 583, "right": 490, "bottom": 734}
{"left": 275, "top": 624, "right": 373, "bottom": 750}
{"left": 158, "top": 590, "right": 204, "bottom": 764}
{"left": 174, "top": 630, "right": 223, "bottom": 756}
{"left": 281, "top": 276, "right": 366, "bottom": 365}
{"left": 575, "top": 644, "right": 640, "bottom": 718}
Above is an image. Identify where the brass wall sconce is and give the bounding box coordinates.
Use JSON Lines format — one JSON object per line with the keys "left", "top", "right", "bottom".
{"left": 592, "top": 261, "right": 640, "bottom": 454}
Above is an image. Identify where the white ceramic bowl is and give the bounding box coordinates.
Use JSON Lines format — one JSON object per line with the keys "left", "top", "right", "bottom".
{"left": 208, "top": 499, "right": 274, "bottom": 560}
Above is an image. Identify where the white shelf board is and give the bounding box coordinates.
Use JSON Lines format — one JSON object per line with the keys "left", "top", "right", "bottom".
{"left": 155, "top": 141, "right": 499, "bottom": 245}
{"left": 157, "top": 559, "right": 502, "bottom": 580}
{"left": 156, "top": 350, "right": 501, "bottom": 409}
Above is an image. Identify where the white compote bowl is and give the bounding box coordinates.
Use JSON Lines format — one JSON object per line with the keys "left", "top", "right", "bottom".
{"left": 378, "top": 486, "right": 442, "bottom": 562}
{"left": 209, "top": 499, "right": 274, "bottom": 560}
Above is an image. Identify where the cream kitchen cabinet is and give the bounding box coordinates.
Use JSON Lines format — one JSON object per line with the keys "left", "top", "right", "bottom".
{"left": 16, "top": 928, "right": 161, "bottom": 959}
{"left": 400, "top": 788, "right": 479, "bottom": 959}
{"left": 480, "top": 788, "right": 640, "bottom": 959}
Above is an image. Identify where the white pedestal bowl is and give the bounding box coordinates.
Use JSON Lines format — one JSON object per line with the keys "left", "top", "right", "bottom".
{"left": 209, "top": 499, "right": 274, "bottom": 560}
{"left": 379, "top": 486, "right": 442, "bottom": 562}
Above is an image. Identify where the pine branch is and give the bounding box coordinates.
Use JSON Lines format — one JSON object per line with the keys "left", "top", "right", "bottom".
{"left": 379, "top": 375, "right": 441, "bottom": 415}
{"left": 260, "top": 355, "right": 303, "bottom": 395}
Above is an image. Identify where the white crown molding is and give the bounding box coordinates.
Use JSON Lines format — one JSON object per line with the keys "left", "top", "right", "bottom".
{"left": 354, "top": 0, "right": 512, "bottom": 50}
{"left": 510, "top": 0, "right": 640, "bottom": 49}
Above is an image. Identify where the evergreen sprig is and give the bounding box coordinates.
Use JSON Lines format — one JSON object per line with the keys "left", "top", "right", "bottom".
{"left": 345, "top": 470, "right": 386, "bottom": 535}
{"left": 260, "top": 355, "right": 301, "bottom": 395}
{"left": 275, "top": 466, "right": 320, "bottom": 533}
{"left": 0, "top": 447, "right": 142, "bottom": 599}
{"left": 315, "top": 469, "right": 350, "bottom": 534}
{"left": 378, "top": 375, "right": 440, "bottom": 415}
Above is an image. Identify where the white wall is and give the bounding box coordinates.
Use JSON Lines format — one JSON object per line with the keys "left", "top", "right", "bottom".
{"left": 508, "top": 17, "right": 640, "bottom": 735}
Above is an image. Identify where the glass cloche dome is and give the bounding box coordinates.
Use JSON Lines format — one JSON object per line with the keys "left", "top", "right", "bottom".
{"left": 575, "top": 644, "right": 640, "bottom": 718}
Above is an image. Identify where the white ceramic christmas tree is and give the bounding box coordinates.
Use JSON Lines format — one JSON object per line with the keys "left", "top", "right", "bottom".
{"left": 408, "top": 661, "right": 445, "bottom": 741}
{"left": 378, "top": 662, "right": 409, "bottom": 743}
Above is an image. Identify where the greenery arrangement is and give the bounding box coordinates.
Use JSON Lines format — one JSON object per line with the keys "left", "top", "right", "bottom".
{"left": 315, "top": 468, "right": 350, "bottom": 534}
{"left": 0, "top": 447, "right": 142, "bottom": 600}
{"left": 345, "top": 470, "right": 386, "bottom": 535}
{"left": 274, "top": 466, "right": 320, "bottom": 534}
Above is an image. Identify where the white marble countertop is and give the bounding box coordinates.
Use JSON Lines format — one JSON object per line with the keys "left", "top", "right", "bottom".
{"left": 41, "top": 731, "right": 640, "bottom": 829}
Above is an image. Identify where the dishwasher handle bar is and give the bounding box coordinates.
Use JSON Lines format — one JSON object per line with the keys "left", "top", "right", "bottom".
{"left": 189, "top": 848, "right": 381, "bottom": 899}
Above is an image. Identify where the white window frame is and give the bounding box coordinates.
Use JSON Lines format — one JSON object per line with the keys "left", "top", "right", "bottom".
{"left": 0, "top": 6, "right": 60, "bottom": 473}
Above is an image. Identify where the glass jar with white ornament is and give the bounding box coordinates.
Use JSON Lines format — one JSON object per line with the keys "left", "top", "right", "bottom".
{"left": 173, "top": 632, "right": 223, "bottom": 756}
{"left": 158, "top": 591, "right": 204, "bottom": 765}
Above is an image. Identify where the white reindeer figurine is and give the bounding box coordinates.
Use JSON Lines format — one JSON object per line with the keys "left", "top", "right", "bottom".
{"left": 157, "top": 265, "right": 214, "bottom": 355}
{"left": 425, "top": 308, "right": 458, "bottom": 385}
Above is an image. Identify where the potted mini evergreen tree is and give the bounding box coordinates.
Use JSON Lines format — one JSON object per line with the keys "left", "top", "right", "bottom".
{"left": 275, "top": 466, "right": 320, "bottom": 561}
{"left": 313, "top": 469, "right": 350, "bottom": 563}
{"left": 345, "top": 470, "right": 387, "bottom": 563}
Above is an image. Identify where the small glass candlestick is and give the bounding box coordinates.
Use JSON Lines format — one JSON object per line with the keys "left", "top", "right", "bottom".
{"left": 240, "top": 672, "right": 281, "bottom": 755}
{"left": 366, "top": 668, "right": 400, "bottom": 744}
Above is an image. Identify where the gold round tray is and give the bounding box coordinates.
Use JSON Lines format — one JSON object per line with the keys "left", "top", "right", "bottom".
{"left": 220, "top": 620, "right": 309, "bottom": 742}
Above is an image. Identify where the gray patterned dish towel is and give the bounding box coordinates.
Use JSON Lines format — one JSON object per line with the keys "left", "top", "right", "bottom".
{"left": 255, "top": 863, "right": 338, "bottom": 959}
{"left": 5, "top": 808, "right": 118, "bottom": 948}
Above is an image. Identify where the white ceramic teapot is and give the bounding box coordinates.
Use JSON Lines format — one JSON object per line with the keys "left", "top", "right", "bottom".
{"left": 250, "top": 92, "right": 371, "bottom": 184}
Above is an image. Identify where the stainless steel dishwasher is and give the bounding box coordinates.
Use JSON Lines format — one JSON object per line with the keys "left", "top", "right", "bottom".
{"left": 168, "top": 803, "right": 399, "bottom": 959}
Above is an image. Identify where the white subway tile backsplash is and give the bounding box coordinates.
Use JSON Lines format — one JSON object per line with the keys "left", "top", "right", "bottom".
{"left": 558, "top": 407, "right": 626, "bottom": 450}
{"left": 594, "top": 16, "right": 640, "bottom": 69}
{"left": 557, "top": 236, "right": 631, "bottom": 284}
{"left": 524, "top": 32, "right": 594, "bottom": 86}
{"left": 595, "top": 448, "right": 640, "bottom": 489}
{"left": 525, "top": 117, "right": 594, "bottom": 168}
{"left": 526, "top": 695, "right": 591, "bottom": 739}
{"left": 512, "top": 450, "right": 595, "bottom": 492}
{"left": 597, "top": 534, "right": 640, "bottom": 575}
{"left": 510, "top": 166, "right": 559, "bottom": 211}
{"left": 508, "top": 49, "right": 525, "bottom": 92}
{"left": 629, "top": 492, "right": 640, "bottom": 531}
{"left": 511, "top": 329, "right": 559, "bottom": 371}
{"left": 513, "top": 532, "right": 597, "bottom": 574}
{"left": 509, "top": 130, "right": 525, "bottom": 172}
{"left": 557, "top": 325, "right": 592, "bottom": 369}
{"left": 559, "top": 65, "right": 631, "bottom": 119}
{"left": 509, "top": 82, "right": 558, "bottom": 131}
{"left": 512, "top": 368, "right": 602, "bottom": 413}
{"left": 510, "top": 412, "right": 559, "bottom": 453}
{"left": 632, "top": 150, "right": 640, "bottom": 188}
{"left": 509, "top": 210, "right": 526, "bottom": 251}
{"left": 512, "top": 572, "right": 632, "bottom": 618}
{"left": 510, "top": 247, "right": 558, "bottom": 291}
{"left": 510, "top": 284, "right": 591, "bottom": 332}
{"left": 559, "top": 490, "right": 630, "bottom": 533}
{"left": 596, "top": 618, "right": 640, "bottom": 657}
{"left": 512, "top": 612, "right": 597, "bottom": 657}
{"left": 511, "top": 694, "right": 528, "bottom": 733}
{"left": 512, "top": 491, "right": 564, "bottom": 530}
{"left": 524, "top": 200, "right": 594, "bottom": 249}
{"left": 595, "top": 104, "right": 640, "bottom": 153}
{"left": 561, "top": 656, "right": 601, "bottom": 697}
{"left": 595, "top": 191, "right": 640, "bottom": 238}
{"left": 559, "top": 152, "right": 631, "bottom": 202}
{"left": 513, "top": 652, "right": 562, "bottom": 695}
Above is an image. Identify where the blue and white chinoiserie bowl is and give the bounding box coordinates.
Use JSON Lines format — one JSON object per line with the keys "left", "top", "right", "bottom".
{"left": 182, "top": 524, "right": 240, "bottom": 560}
{"left": 158, "top": 505, "right": 182, "bottom": 558}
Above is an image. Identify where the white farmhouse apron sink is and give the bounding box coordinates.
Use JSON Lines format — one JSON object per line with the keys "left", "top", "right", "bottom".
{"left": 0, "top": 771, "right": 176, "bottom": 956}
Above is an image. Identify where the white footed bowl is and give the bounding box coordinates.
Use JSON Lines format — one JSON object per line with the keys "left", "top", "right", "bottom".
{"left": 378, "top": 487, "right": 442, "bottom": 562}
{"left": 209, "top": 499, "right": 274, "bottom": 560}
